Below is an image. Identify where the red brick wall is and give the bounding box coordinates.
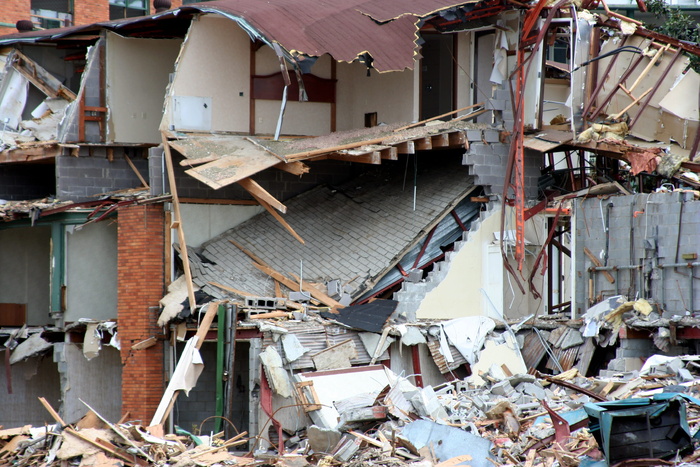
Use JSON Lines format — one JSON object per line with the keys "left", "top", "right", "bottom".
{"left": 73, "top": 0, "right": 110, "bottom": 26}
{"left": 118, "top": 204, "right": 166, "bottom": 425}
{"left": 0, "top": 0, "right": 30, "bottom": 33}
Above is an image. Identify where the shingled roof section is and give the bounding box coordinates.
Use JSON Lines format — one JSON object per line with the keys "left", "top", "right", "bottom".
{"left": 187, "top": 163, "right": 475, "bottom": 301}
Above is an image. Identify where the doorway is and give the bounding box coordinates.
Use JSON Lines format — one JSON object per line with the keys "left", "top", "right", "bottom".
{"left": 420, "top": 34, "right": 455, "bottom": 120}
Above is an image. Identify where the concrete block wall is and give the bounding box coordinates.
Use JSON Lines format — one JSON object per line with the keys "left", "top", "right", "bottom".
{"left": 574, "top": 192, "right": 700, "bottom": 317}
{"left": 149, "top": 149, "right": 362, "bottom": 203}
{"left": 0, "top": 163, "right": 55, "bottom": 200}
{"left": 394, "top": 203, "right": 491, "bottom": 321}
{"left": 461, "top": 140, "right": 540, "bottom": 199}
{"left": 174, "top": 342, "right": 218, "bottom": 433}
{"left": 57, "top": 148, "right": 149, "bottom": 202}
{"left": 117, "top": 204, "right": 165, "bottom": 424}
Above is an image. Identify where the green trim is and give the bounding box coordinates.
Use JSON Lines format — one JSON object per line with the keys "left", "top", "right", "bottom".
{"left": 0, "top": 22, "right": 17, "bottom": 28}
{"left": 215, "top": 304, "right": 225, "bottom": 433}
{"left": 50, "top": 222, "right": 65, "bottom": 315}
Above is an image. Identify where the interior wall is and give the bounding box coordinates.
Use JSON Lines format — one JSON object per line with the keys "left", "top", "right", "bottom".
{"left": 335, "top": 61, "right": 418, "bottom": 130}
{"left": 415, "top": 206, "right": 546, "bottom": 320}
{"left": 254, "top": 49, "right": 333, "bottom": 136}
{"left": 61, "top": 342, "right": 122, "bottom": 423}
{"left": 65, "top": 221, "right": 118, "bottom": 322}
{"left": 455, "top": 32, "right": 473, "bottom": 110}
{"left": 106, "top": 32, "right": 181, "bottom": 143}
{"left": 0, "top": 355, "right": 61, "bottom": 427}
{"left": 165, "top": 15, "right": 250, "bottom": 133}
{"left": 0, "top": 226, "right": 51, "bottom": 326}
{"left": 180, "top": 204, "right": 264, "bottom": 248}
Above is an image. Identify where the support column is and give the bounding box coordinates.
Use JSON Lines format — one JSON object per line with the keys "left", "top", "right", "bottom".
{"left": 118, "top": 204, "right": 165, "bottom": 424}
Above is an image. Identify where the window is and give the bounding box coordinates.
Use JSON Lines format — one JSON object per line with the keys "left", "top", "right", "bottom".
{"left": 109, "top": 0, "right": 150, "bottom": 19}
{"left": 31, "top": 0, "right": 72, "bottom": 28}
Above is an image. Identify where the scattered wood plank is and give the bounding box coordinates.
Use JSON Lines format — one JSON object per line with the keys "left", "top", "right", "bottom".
{"left": 249, "top": 194, "right": 304, "bottom": 244}
{"left": 209, "top": 281, "right": 255, "bottom": 298}
{"left": 38, "top": 397, "right": 66, "bottom": 426}
{"left": 273, "top": 161, "right": 309, "bottom": 176}
{"left": 251, "top": 263, "right": 342, "bottom": 309}
{"left": 237, "top": 178, "right": 287, "bottom": 214}
{"left": 583, "top": 247, "right": 615, "bottom": 284}
{"left": 124, "top": 155, "right": 149, "bottom": 189}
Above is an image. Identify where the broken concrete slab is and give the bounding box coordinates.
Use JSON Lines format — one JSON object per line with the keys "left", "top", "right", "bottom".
{"left": 400, "top": 419, "right": 494, "bottom": 467}
{"left": 10, "top": 333, "right": 52, "bottom": 364}
{"left": 306, "top": 425, "right": 341, "bottom": 454}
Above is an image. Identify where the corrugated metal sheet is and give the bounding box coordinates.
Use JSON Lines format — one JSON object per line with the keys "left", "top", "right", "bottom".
{"left": 261, "top": 320, "right": 388, "bottom": 370}
{"left": 521, "top": 330, "right": 548, "bottom": 370}
{"left": 0, "top": 0, "right": 482, "bottom": 72}
{"left": 182, "top": 0, "right": 480, "bottom": 72}
{"left": 426, "top": 339, "right": 467, "bottom": 374}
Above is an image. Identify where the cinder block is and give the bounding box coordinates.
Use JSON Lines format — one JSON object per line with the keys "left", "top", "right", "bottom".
{"left": 482, "top": 129, "right": 501, "bottom": 143}
{"left": 466, "top": 129, "right": 482, "bottom": 141}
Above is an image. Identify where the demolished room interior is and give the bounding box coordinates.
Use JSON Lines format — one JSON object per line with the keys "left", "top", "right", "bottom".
{"left": 0, "top": 0, "right": 699, "bottom": 464}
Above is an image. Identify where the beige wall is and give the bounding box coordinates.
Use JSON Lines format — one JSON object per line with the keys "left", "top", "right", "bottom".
{"left": 180, "top": 203, "right": 264, "bottom": 248}
{"left": 335, "top": 61, "right": 419, "bottom": 130}
{"left": 253, "top": 49, "right": 334, "bottom": 136}
{"left": 415, "top": 206, "right": 547, "bottom": 320}
{"left": 165, "top": 14, "right": 251, "bottom": 133}
{"left": 106, "top": 32, "right": 181, "bottom": 143}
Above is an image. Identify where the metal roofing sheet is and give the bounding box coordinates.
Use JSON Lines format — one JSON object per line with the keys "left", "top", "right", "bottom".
{"left": 355, "top": 0, "right": 479, "bottom": 23}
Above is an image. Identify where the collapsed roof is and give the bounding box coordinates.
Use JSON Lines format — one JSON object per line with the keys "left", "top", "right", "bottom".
{"left": 0, "top": 0, "right": 487, "bottom": 72}
{"left": 187, "top": 160, "right": 480, "bottom": 303}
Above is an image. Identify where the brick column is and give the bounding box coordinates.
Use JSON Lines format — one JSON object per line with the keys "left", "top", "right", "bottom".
{"left": 0, "top": 0, "right": 30, "bottom": 33}
{"left": 118, "top": 204, "right": 165, "bottom": 425}
{"left": 73, "top": 0, "right": 109, "bottom": 26}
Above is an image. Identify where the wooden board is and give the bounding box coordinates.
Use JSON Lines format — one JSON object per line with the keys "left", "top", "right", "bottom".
{"left": 0, "top": 303, "right": 26, "bottom": 326}
{"left": 177, "top": 136, "right": 281, "bottom": 190}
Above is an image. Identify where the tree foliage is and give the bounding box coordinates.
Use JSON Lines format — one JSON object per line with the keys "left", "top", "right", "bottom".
{"left": 644, "top": 0, "right": 700, "bottom": 72}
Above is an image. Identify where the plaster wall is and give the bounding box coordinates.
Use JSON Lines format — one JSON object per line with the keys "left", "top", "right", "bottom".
{"left": 253, "top": 49, "right": 333, "bottom": 136}
{"left": 0, "top": 355, "right": 60, "bottom": 427}
{"left": 415, "top": 206, "right": 546, "bottom": 320}
{"left": 0, "top": 226, "right": 51, "bottom": 325}
{"left": 165, "top": 15, "right": 250, "bottom": 133}
{"left": 335, "top": 61, "right": 418, "bottom": 130}
{"left": 106, "top": 32, "right": 181, "bottom": 143}
{"left": 60, "top": 343, "right": 122, "bottom": 423}
{"left": 65, "top": 220, "right": 117, "bottom": 322}
{"left": 180, "top": 203, "right": 264, "bottom": 248}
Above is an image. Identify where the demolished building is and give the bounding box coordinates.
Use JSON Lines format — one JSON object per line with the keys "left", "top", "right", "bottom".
{"left": 0, "top": 0, "right": 699, "bottom": 464}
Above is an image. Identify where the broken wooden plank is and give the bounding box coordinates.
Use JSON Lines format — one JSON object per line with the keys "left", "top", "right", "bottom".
{"left": 273, "top": 161, "right": 309, "bottom": 176}
{"left": 431, "top": 133, "right": 449, "bottom": 148}
{"left": 249, "top": 194, "right": 304, "bottom": 244}
{"left": 583, "top": 247, "right": 615, "bottom": 284}
{"left": 150, "top": 302, "right": 220, "bottom": 427}
{"left": 251, "top": 263, "right": 342, "bottom": 308}
{"left": 448, "top": 131, "right": 466, "bottom": 147}
{"left": 228, "top": 239, "right": 271, "bottom": 268}
{"left": 394, "top": 140, "right": 415, "bottom": 154}
{"left": 63, "top": 428, "right": 137, "bottom": 465}
{"left": 131, "top": 337, "right": 157, "bottom": 351}
{"left": 414, "top": 137, "right": 432, "bottom": 151}
{"left": 178, "top": 154, "right": 220, "bottom": 167}
{"left": 124, "top": 154, "right": 149, "bottom": 189}
{"left": 328, "top": 151, "right": 381, "bottom": 164}
{"left": 38, "top": 397, "right": 66, "bottom": 426}
{"left": 380, "top": 146, "right": 398, "bottom": 160}
{"left": 11, "top": 49, "right": 77, "bottom": 101}
{"left": 162, "top": 133, "right": 197, "bottom": 312}
{"left": 209, "top": 281, "right": 255, "bottom": 298}
{"left": 238, "top": 178, "right": 287, "bottom": 214}
{"left": 393, "top": 102, "right": 484, "bottom": 132}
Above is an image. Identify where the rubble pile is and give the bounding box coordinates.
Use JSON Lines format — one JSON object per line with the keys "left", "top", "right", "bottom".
{"left": 5, "top": 357, "right": 700, "bottom": 467}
